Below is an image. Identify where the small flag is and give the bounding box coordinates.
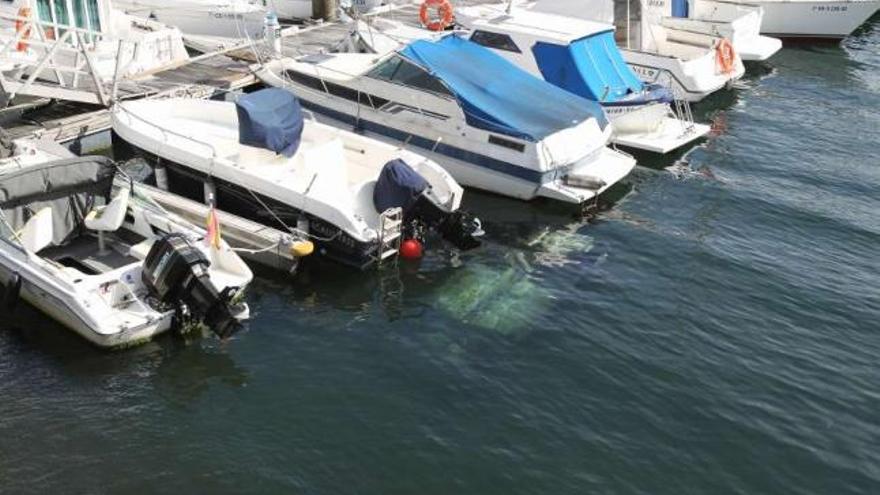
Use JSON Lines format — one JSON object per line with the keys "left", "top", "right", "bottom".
{"left": 206, "top": 203, "right": 221, "bottom": 250}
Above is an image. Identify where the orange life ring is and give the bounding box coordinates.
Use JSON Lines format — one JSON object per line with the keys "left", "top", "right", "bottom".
{"left": 14, "top": 7, "right": 31, "bottom": 52}
{"left": 715, "top": 38, "right": 736, "bottom": 75}
{"left": 419, "top": 0, "right": 454, "bottom": 32}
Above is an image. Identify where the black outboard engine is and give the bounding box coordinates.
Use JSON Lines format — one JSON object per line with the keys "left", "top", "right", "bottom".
{"left": 373, "top": 159, "right": 482, "bottom": 250}
{"left": 142, "top": 233, "right": 239, "bottom": 338}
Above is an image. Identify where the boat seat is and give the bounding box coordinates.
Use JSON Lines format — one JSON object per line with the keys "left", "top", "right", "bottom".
{"left": 17, "top": 206, "right": 54, "bottom": 253}
{"left": 128, "top": 238, "right": 155, "bottom": 260}
{"left": 85, "top": 186, "right": 130, "bottom": 232}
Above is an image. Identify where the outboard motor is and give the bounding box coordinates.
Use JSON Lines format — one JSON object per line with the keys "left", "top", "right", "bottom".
{"left": 374, "top": 159, "right": 482, "bottom": 250}
{"left": 142, "top": 233, "right": 240, "bottom": 338}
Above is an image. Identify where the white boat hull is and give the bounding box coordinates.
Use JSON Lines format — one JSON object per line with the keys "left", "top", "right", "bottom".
{"left": 623, "top": 48, "right": 744, "bottom": 102}
{"left": 0, "top": 252, "right": 171, "bottom": 348}
{"left": 743, "top": 0, "right": 880, "bottom": 38}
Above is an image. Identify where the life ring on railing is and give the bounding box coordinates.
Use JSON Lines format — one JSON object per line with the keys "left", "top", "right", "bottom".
{"left": 715, "top": 38, "right": 736, "bottom": 75}
{"left": 419, "top": 0, "right": 454, "bottom": 32}
{"left": 14, "top": 7, "right": 32, "bottom": 52}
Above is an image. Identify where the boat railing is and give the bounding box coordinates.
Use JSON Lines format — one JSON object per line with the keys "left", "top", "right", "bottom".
{"left": 0, "top": 10, "right": 105, "bottom": 102}
{"left": 113, "top": 104, "right": 219, "bottom": 165}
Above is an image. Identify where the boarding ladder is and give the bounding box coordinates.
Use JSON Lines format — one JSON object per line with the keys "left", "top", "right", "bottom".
{"left": 376, "top": 207, "right": 403, "bottom": 263}
{"left": 672, "top": 90, "right": 697, "bottom": 135}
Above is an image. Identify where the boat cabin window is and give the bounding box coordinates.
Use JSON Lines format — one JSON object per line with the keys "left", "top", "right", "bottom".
{"left": 35, "top": 0, "right": 102, "bottom": 37}
{"left": 469, "top": 30, "right": 521, "bottom": 53}
{"left": 366, "top": 56, "right": 452, "bottom": 97}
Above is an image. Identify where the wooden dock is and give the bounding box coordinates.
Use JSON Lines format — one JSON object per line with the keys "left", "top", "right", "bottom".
{"left": 1, "top": 0, "right": 492, "bottom": 148}
{"left": 2, "top": 53, "right": 257, "bottom": 149}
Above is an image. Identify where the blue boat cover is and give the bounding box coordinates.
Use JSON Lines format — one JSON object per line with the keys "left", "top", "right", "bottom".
{"left": 672, "top": 0, "right": 689, "bottom": 18}
{"left": 236, "top": 88, "right": 304, "bottom": 157}
{"left": 399, "top": 35, "right": 607, "bottom": 141}
{"left": 373, "top": 159, "right": 427, "bottom": 214}
{"left": 532, "top": 31, "right": 645, "bottom": 103}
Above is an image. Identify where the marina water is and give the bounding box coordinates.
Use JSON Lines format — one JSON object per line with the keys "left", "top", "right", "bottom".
{"left": 1, "top": 17, "right": 879, "bottom": 494}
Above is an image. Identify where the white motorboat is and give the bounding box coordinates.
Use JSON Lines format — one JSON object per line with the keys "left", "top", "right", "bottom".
{"left": 0, "top": 0, "right": 188, "bottom": 81}
{"left": 257, "top": 35, "right": 636, "bottom": 205}
{"left": 113, "top": 0, "right": 270, "bottom": 52}
{"left": 526, "top": 0, "right": 747, "bottom": 102}
{"left": 115, "top": 0, "right": 266, "bottom": 37}
{"left": 423, "top": 5, "right": 712, "bottom": 153}
{"left": 111, "top": 88, "right": 483, "bottom": 269}
{"left": 0, "top": 138, "right": 253, "bottom": 348}
{"left": 644, "top": 0, "right": 782, "bottom": 60}
{"left": 726, "top": 0, "right": 880, "bottom": 39}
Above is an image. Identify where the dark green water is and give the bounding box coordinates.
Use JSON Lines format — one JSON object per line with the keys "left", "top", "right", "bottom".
{"left": 2, "top": 20, "right": 879, "bottom": 494}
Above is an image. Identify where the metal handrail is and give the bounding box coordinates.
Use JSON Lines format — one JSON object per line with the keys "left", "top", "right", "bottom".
{"left": 113, "top": 104, "right": 218, "bottom": 164}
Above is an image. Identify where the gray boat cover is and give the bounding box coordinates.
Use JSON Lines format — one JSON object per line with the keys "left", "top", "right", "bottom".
{"left": 0, "top": 156, "right": 116, "bottom": 245}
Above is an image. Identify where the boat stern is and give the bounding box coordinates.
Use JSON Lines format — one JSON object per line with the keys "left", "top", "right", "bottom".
{"left": 536, "top": 147, "right": 636, "bottom": 204}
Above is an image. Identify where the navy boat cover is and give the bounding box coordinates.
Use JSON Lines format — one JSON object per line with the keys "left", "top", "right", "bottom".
{"left": 532, "top": 31, "right": 645, "bottom": 103}
{"left": 373, "top": 159, "right": 427, "bottom": 214}
{"left": 236, "top": 88, "right": 304, "bottom": 157}
{"left": 399, "top": 35, "right": 607, "bottom": 141}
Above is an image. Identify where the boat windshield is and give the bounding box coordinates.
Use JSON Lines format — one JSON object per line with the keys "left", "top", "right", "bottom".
{"left": 366, "top": 55, "right": 453, "bottom": 97}
{"left": 0, "top": 212, "right": 22, "bottom": 248}
{"left": 129, "top": 183, "right": 166, "bottom": 214}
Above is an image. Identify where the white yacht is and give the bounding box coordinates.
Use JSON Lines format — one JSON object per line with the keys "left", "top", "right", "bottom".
{"left": 0, "top": 138, "right": 253, "bottom": 348}
{"left": 0, "top": 0, "right": 189, "bottom": 81}
{"left": 526, "top": 0, "right": 747, "bottom": 102}
{"left": 257, "top": 35, "right": 636, "bottom": 205}
{"left": 412, "top": 5, "right": 713, "bottom": 153}
{"left": 111, "top": 88, "right": 483, "bottom": 269}
{"left": 726, "top": 0, "right": 880, "bottom": 39}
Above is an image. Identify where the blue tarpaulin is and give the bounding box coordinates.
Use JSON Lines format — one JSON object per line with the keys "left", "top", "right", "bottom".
{"left": 532, "top": 30, "right": 644, "bottom": 103}
{"left": 399, "top": 35, "right": 607, "bottom": 141}
{"left": 236, "top": 88, "right": 304, "bottom": 157}
{"left": 373, "top": 159, "right": 427, "bottom": 214}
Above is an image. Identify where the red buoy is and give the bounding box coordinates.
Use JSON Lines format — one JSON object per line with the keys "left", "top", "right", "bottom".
{"left": 399, "top": 238, "right": 423, "bottom": 259}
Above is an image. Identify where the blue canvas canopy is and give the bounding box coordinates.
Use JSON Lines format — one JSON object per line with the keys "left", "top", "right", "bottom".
{"left": 532, "top": 30, "right": 645, "bottom": 103}
{"left": 236, "top": 88, "right": 304, "bottom": 157}
{"left": 399, "top": 35, "right": 607, "bottom": 141}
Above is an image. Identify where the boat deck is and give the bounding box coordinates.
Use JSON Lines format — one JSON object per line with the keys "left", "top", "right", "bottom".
{"left": 40, "top": 233, "right": 142, "bottom": 275}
